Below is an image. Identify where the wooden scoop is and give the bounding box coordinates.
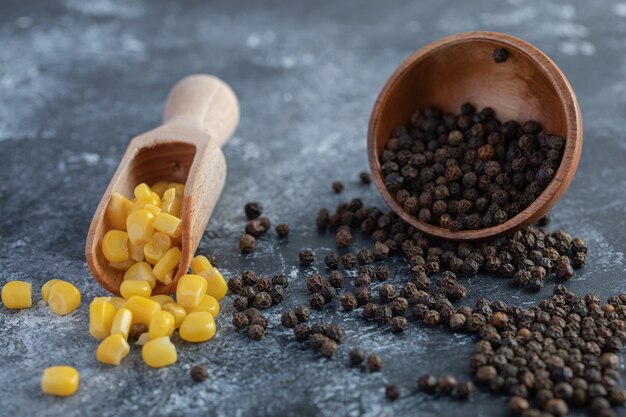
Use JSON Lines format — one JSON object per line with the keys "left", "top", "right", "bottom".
{"left": 368, "top": 31, "right": 583, "bottom": 241}
{"left": 86, "top": 74, "right": 240, "bottom": 295}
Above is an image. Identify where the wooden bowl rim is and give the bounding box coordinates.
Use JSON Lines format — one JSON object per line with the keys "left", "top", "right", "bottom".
{"left": 368, "top": 31, "right": 583, "bottom": 241}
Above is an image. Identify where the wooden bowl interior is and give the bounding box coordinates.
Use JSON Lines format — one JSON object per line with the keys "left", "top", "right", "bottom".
{"left": 370, "top": 34, "right": 580, "bottom": 241}
{"left": 95, "top": 142, "right": 197, "bottom": 294}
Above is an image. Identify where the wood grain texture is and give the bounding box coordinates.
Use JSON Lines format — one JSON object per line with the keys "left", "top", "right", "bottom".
{"left": 85, "top": 75, "right": 240, "bottom": 295}
{"left": 368, "top": 31, "right": 583, "bottom": 241}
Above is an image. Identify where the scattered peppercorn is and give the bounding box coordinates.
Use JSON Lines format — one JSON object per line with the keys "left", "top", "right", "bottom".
{"left": 281, "top": 309, "right": 299, "bottom": 328}
{"left": 340, "top": 293, "right": 358, "bottom": 311}
{"left": 332, "top": 181, "right": 344, "bottom": 194}
{"left": 309, "top": 293, "right": 325, "bottom": 310}
{"left": 417, "top": 374, "right": 438, "bottom": 393}
{"left": 385, "top": 384, "right": 400, "bottom": 401}
{"left": 294, "top": 323, "right": 310, "bottom": 341}
{"left": 244, "top": 202, "right": 263, "bottom": 220}
{"left": 227, "top": 276, "right": 244, "bottom": 294}
{"left": 239, "top": 233, "right": 256, "bottom": 253}
{"left": 232, "top": 312, "right": 249, "bottom": 329}
{"left": 299, "top": 249, "right": 315, "bottom": 266}
{"left": 336, "top": 227, "right": 353, "bottom": 248}
{"left": 325, "top": 252, "right": 339, "bottom": 269}
{"left": 367, "top": 354, "right": 383, "bottom": 371}
{"left": 190, "top": 364, "right": 208, "bottom": 382}
{"left": 275, "top": 223, "right": 290, "bottom": 238}
{"left": 248, "top": 324, "right": 265, "bottom": 340}
{"left": 389, "top": 316, "right": 408, "bottom": 333}
{"left": 129, "top": 323, "right": 148, "bottom": 341}
{"left": 294, "top": 304, "right": 311, "bottom": 322}
{"left": 492, "top": 47, "right": 509, "bottom": 63}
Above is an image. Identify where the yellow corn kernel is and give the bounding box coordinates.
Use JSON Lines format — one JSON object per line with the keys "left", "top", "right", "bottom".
{"left": 41, "top": 279, "right": 62, "bottom": 303}
{"left": 154, "top": 213, "right": 182, "bottom": 239}
{"left": 148, "top": 310, "right": 175, "bottom": 339}
{"left": 144, "top": 204, "right": 162, "bottom": 216}
{"left": 162, "top": 303, "right": 187, "bottom": 328}
{"left": 96, "top": 334, "right": 130, "bottom": 366}
{"left": 89, "top": 298, "right": 116, "bottom": 339}
{"left": 41, "top": 366, "right": 79, "bottom": 397}
{"left": 124, "top": 262, "right": 156, "bottom": 289}
{"left": 160, "top": 188, "right": 182, "bottom": 217}
{"left": 153, "top": 247, "right": 181, "bottom": 282}
{"left": 150, "top": 181, "right": 169, "bottom": 197}
{"left": 120, "top": 280, "right": 152, "bottom": 299}
{"left": 110, "top": 307, "right": 133, "bottom": 339}
{"left": 190, "top": 255, "right": 212, "bottom": 274}
{"left": 150, "top": 295, "right": 174, "bottom": 306}
{"left": 126, "top": 209, "right": 155, "bottom": 245}
{"left": 142, "top": 336, "right": 177, "bottom": 368}
{"left": 136, "top": 332, "right": 150, "bottom": 345}
{"left": 134, "top": 183, "right": 152, "bottom": 201}
{"left": 105, "top": 193, "right": 133, "bottom": 230}
{"left": 109, "top": 296, "right": 126, "bottom": 310}
{"left": 198, "top": 267, "right": 228, "bottom": 301}
{"left": 167, "top": 182, "right": 185, "bottom": 196}
{"left": 151, "top": 192, "right": 162, "bottom": 206}
{"left": 1, "top": 280, "right": 32, "bottom": 309}
{"left": 102, "top": 230, "right": 130, "bottom": 263}
{"left": 125, "top": 295, "right": 161, "bottom": 326}
{"left": 185, "top": 294, "right": 220, "bottom": 316}
{"left": 176, "top": 274, "right": 207, "bottom": 308}
{"left": 129, "top": 241, "right": 145, "bottom": 262}
{"left": 179, "top": 311, "right": 216, "bottom": 343}
{"left": 143, "top": 232, "right": 172, "bottom": 265}
{"left": 48, "top": 281, "right": 81, "bottom": 315}
{"left": 109, "top": 260, "right": 135, "bottom": 271}
{"left": 162, "top": 271, "right": 174, "bottom": 285}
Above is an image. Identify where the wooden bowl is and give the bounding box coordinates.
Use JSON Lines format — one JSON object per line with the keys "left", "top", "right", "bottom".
{"left": 368, "top": 32, "right": 583, "bottom": 241}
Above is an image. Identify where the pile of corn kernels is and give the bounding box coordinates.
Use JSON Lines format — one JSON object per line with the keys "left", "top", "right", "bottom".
{"left": 0, "top": 181, "right": 227, "bottom": 397}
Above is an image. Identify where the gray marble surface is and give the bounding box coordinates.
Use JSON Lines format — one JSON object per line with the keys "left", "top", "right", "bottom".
{"left": 1, "top": 1, "right": 626, "bottom": 416}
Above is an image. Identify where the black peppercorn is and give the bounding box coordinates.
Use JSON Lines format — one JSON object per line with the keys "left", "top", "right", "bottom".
{"left": 248, "top": 324, "right": 265, "bottom": 340}
{"left": 299, "top": 249, "right": 315, "bottom": 266}
{"left": 244, "top": 202, "right": 263, "bottom": 220}
{"left": 340, "top": 293, "right": 358, "bottom": 311}
{"left": 349, "top": 348, "right": 366, "bottom": 366}
{"left": 245, "top": 218, "right": 268, "bottom": 238}
{"left": 190, "top": 364, "right": 208, "bottom": 382}
{"left": 325, "top": 323, "right": 345, "bottom": 342}
{"left": 227, "top": 276, "right": 244, "bottom": 294}
{"left": 254, "top": 291, "right": 272, "bottom": 309}
{"left": 255, "top": 276, "right": 270, "bottom": 292}
{"left": 354, "top": 286, "right": 372, "bottom": 306}
{"left": 367, "top": 354, "right": 383, "bottom": 371}
{"left": 438, "top": 375, "right": 457, "bottom": 395}
{"left": 319, "top": 339, "right": 337, "bottom": 357}
{"left": 418, "top": 374, "right": 438, "bottom": 393}
{"left": 232, "top": 312, "right": 249, "bottom": 329}
{"left": 328, "top": 270, "right": 344, "bottom": 288}
{"left": 309, "top": 293, "right": 325, "bottom": 310}
{"left": 389, "top": 316, "right": 408, "bottom": 333}
{"left": 233, "top": 296, "right": 249, "bottom": 311}
{"left": 241, "top": 270, "right": 258, "bottom": 286}
{"left": 129, "top": 323, "right": 148, "bottom": 341}
{"left": 456, "top": 381, "right": 475, "bottom": 399}
{"left": 268, "top": 285, "right": 285, "bottom": 304}
{"left": 385, "top": 384, "right": 400, "bottom": 401}
{"left": 294, "top": 304, "right": 310, "bottom": 322}
{"left": 293, "top": 323, "right": 310, "bottom": 341}
{"left": 306, "top": 274, "right": 325, "bottom": 293}
{"left": 336, "top": 228, "right": 353, "bottom": 248}
{"left": 325, "top": 252, "right": 339, "bottom": 269}
{"left": 275, "top": 223, "right": 289, "bottom": 238}
{"left": 332, "top": 181, "right": 344, "bottom": 194}
{"left": 379, "top": 284, "right": 397, "bottom": 303}
{"left": 281, "top": 309, "right": 299, "bottom": 328}
{"left": 250, "top": 315, "right": 268, "bottom": 330}
{"left": 239, "top": 233, "right": 256, "bottom": 253}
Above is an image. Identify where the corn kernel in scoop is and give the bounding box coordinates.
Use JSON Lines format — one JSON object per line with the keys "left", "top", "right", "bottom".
{"left": 124, "top": 262, "right": 156, "bottom": 289}
{"left": 152, "top": 247, "right": 181, "bottom": 282}
{"left": 106, "top": 193, "right": 133, "bottom": 231}
{"left": 1, "top": 280, "right": 32, "bottom": 309}
{"left": 150, "top": 181, "right": 169, "bottom": 197}
{"left": 154, "top": 213, "right": 182, "bottom": 239}
{"left": 89, "top": 298, "right": 116, "bottom": 339}
{"left": 144, "top": 232, "right": 172, "bottom": 265}
{"left": 160, "top": 188, "right": 181, "bottom": 216}
{"left": 96, "top": 334, "right": 130, "bottom": 366}
{"left": 109, "top": 296, "right": 126, "bottom": 310}
{"left": 176, "top": 274, "right": 207, "bottom": 307}
{"left": 142, "top": 336, "right": 177, "bottom": 368}
{"left": 41, "top": 366, "right": 79, "bottom": 397}
{"left": 110, "top": 307, "right": 133, "bottom": 339}
{"left": 102, "top": 230, "right": 130, "bottom": 263}
{"left": 129, "top": 242, "right": 145, "bottom": 262}
{"left": 126, "top": 209, "right": 155, "bottom": 245}
{"left": 48, "top": 281, "right": 81, "bottom": 315}
{"left": 109, "top": 259, "right": 135, "bottom": 271}
{"left": 148, "top": 310, "right": 175, "bottom": 339}
{"left": 125, "top": 295, "right": 161, "bottom": 326}
{"left": 120, "top": 280, "right": 152, "bottom": 299}
{"left": 134, "top": 183, "right": 152, "bottom": 201}
{"left": 198, "top": 267, "right": 228, "bottom": 301}
{"left": 179, "top": 312, "right": 216, "bottom": 343}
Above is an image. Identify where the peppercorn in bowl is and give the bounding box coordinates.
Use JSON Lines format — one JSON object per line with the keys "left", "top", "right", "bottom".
{"left": 368, "top": 31, "right": 582, "bottom": 241}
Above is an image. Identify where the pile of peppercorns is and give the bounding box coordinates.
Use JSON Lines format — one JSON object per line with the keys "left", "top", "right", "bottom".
{"left": 316, "top": 198, "right": 586, "bottom": 293}
{"left": 380, "top": 103, "right": 565, "bottom": 231}
{"left": 469, "top": 286, "right": 626, "bottom": 417}
{"left": 229, "top": 270, "right": 288, "bottom": 311}
{"left": 239, "top": 202, "right": 289, "bottom": 253}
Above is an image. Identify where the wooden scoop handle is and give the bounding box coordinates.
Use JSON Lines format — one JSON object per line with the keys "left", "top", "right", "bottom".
{"left": 163, "top": 74, "right": 239, "bottom": 147}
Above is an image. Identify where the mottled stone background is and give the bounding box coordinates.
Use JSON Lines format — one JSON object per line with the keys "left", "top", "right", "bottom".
{"left": 1, "top": 1, "right": 625, "bottom": 416}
